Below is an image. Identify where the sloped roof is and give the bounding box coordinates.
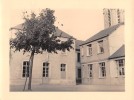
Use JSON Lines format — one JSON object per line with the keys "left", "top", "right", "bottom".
{"left": 109, "top": 45, "right": 125, "bottom": 59}
{"left": 80, "top": 22, "right": 124, "bottom": 46}
{"left": 10, "top": 24, "right": 73, "bottom": 38}
{"left": 75, "top": 40, "right": 84, "bottom": 50}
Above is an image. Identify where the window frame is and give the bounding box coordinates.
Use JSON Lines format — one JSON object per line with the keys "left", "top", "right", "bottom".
{"left": 22, "top": 61, "right": 29, "bottom": 78}
{"left": 60, "top": 63, "right": 67, "bottom": 79}
{"left": 116, "top": 59, "right": 125, "bottom": 77}
{"left": 88, "top": 64, "right": 93, "bottom": 78}
{"left": 42, "top": 62, "right": 49, "bottom": 78}
{"left": 99, "top": 62, "right": 106, "bottom": 78}
{"left": 87, "top": 44, "right": 92, "bottom": 56}
{"left": 61, "top": 64, "right": 66, "bottom": 71}
{"left": 97, "top": 40, "right": 104, "bottom": 54}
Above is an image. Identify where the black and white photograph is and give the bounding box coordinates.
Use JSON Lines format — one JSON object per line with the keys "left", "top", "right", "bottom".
{"left": 9, "top": 8, "right": 125, "bottom": 92}
{"left": 0, "top": 0, "right": 134, "bottom": 100}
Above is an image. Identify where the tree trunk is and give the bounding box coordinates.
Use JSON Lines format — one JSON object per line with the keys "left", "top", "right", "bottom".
{"left": 23, "top": 56, "right": 32, "bottom": 91}
{"left": 28, "top": 50, "right": 35, "bottom": 90}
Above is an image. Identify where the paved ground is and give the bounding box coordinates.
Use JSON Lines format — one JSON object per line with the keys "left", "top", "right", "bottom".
{"left": 10, "top": 84, "right": 125, "bottom": 92}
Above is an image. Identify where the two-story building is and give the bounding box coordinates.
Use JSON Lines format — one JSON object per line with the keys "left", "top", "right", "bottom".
{"left": 80, "top": 22, "right": 125, "bottom": 85}
{"left": 10, "top": 24, "right": 83, "bottom": 86}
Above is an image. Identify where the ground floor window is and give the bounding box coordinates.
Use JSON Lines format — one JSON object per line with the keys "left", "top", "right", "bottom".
{"left": 116, "top": 59, "right": 125, "bottom": 76}
{"left": 99, "top": 62, "right": 106, "bottom": 78}
{"left": 88, "top": 64, "right": 93, "bottom": 78}
{"left": 61, "top": 64, "right": 66, "bottom": 79}
{"left": 22, "top": 61, "right": 29, "bottom": 77}
{"left": 43, "top": 62, "right": 49, "bottom": 77}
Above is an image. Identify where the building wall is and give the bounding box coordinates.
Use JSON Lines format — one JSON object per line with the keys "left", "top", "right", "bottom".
{"left": 10, "top": 38, "right": 76, "bottom": 85}
{"left": 81, "top": 60, "right": 111, "bottom": 85}
{"left": 80, "top": 37, "right": 111, "bottom": 85}
{"left": 80, "top": 37, "right": 110, "bottom": 64}
{"left": 80, "top": 25, "right": 124, "bottom": 85}
{"left": 108, "top": 25, "right": 124, "bottom": 56}
{"left": 109, "top": 57, "right": 125, "bottom": 85}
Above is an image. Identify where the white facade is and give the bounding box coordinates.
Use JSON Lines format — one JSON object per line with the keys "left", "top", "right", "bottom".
{"left": 108, "top": 25, "right": 124, "bottom": 56}
{"left": 10, "top": 38, "right": 76, "bottom": 85}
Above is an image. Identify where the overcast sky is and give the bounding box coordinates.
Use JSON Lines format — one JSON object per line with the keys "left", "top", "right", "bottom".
{"left": 9, "top": 0, "right": 125, "bottom": 40}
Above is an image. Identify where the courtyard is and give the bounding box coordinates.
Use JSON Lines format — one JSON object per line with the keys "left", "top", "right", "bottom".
{"left": 10, "top": 84, "right": 125, "bottom": 92}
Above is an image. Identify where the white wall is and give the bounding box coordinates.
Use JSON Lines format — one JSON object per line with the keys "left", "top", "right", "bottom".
{"left": 10, "top": 38, "right": 76, "bottom": 85}
{"left": 108, "top": 25, "right": 124, "bottom": 56}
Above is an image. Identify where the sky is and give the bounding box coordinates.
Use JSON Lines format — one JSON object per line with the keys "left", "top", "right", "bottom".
{"left": 8, "top": 0, "right": 126, "bottom": 40}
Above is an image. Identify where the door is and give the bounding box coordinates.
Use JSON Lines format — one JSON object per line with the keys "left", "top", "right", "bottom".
{"left": 77, "top": 68, "right": 82, "bottom": 84}
{"left": 61, "top": 64, "right": 66, "bottom": 79}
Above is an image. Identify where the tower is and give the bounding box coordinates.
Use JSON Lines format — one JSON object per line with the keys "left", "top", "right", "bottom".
{"left": 103, "top": 8, "right": 124, "bottom": 28}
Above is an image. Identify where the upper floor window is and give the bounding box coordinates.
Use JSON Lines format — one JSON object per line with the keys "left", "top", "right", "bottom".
{"left": 98, "top": 40, "right": 104, "bottom": 54}
{"left": 116, "top": 59, "right": 125, "bottom": 76}
{"left": 87, "top": 44, "right": 92, "bottom": 56}
{"left": 88, "top": 64, "right": 93, "bottom": 78}
{"left": 22, "top": 61, "right": 29, "bottom": 77}
{"left": 99, "top": 62, "right": 106, "bottom": 78}
{"left": 43, "top": 62, "right": 49, "bottom": 77}
{"left": 77, "top": 53, "right": 80, "bottom": 62}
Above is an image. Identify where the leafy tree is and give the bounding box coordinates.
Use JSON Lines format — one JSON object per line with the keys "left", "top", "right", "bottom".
{"left": 10, "top": 8, "right": 73, "bottom": 90}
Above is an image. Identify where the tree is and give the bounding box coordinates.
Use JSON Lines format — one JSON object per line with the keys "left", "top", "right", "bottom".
{"left": 10, "top": 8, "right": 73, "bottom": 90}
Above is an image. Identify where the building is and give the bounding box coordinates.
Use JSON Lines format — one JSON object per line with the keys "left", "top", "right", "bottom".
{"left": 80, "top": 22, "right": 125, "bottom": 85}
{"left": 103, "top": 8, "right": 124, "bottom": 28}
{"left": 10, "top": 24, "right": 83, "bottom": 85}
{"left": 109, "top": 45, "right": 125, "bottom": 85}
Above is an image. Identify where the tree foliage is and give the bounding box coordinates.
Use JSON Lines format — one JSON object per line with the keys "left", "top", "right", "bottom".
{"left": 10, "top": 8, "right": 74, "bottom": 90}
{"left": 10, "top": 8, "right": 73, "bottom": 54}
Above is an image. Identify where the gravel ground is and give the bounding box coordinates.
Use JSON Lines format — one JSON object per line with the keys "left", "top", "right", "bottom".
{"left": 10, "top": 84, "right": 125, "bottom": 92}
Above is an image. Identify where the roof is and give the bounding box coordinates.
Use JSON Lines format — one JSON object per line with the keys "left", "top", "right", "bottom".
{"left": 10, "top": 23, "right": 74, "bottom": 38}
{"left": 80, "top": 22, "right": 124, "bottom": 46}
{"left": 75, "top": 40, "right": 84, "bottom": 50}
{"left": 109, "top": 45, "right": 125, "bottom": 59}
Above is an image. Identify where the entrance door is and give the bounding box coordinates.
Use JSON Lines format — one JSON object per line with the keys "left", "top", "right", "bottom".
{"left": 77, "top": 68, "right": 82, "bottom": 84}
{"left": 61, "top": 64, "right": 66, "bottom": 79}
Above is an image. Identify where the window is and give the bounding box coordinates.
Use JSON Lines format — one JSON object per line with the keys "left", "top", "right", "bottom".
{"left": 77, "top": 53, "right": 80, "bottom": 62}
{"left": 61, "top": 64, "right": 66, "bottom": 71}
{"left": 88, "top": 64, "right": 93, "bottom": 78}
{"left": 87, "top": 44, "right": 92, "bottom": 56}
{"left": 43, "top": 62, "right": 49, "bottom": 77}
{"left": 22, "top": 61, "right": 29, "bottom": 77}
{"left": 99, "top": 62, "right": 106, "bottom": 78}
{"left": 116, "top": 59, "right": 125, "bottom": 76}
{"left": 98, "top": 40, "right": 104, "bottom": 53}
